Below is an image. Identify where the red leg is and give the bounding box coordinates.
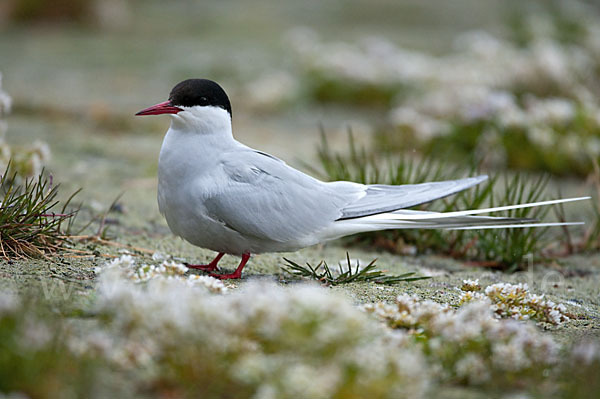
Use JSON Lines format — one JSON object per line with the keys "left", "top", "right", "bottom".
{"left": 185, "top": 252, "right": 225, "bottom": 272}
{"left": 209, "top": 253, "right": 251, "bottom": 280}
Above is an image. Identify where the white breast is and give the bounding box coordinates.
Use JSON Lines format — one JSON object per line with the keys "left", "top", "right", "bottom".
{"left": 157, "top": 107, "right": 259, "bottom": 255}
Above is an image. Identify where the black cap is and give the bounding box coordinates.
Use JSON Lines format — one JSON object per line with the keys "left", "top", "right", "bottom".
{"left": 168, "top": 79, "right": 232, "bottom": 117}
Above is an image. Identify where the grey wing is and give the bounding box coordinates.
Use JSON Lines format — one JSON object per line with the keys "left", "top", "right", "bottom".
{"left": 336, "top": 175, "right": 488, "bottom": 220}
{"left": 204, "top": 151, "right": 363, "bottom": 242}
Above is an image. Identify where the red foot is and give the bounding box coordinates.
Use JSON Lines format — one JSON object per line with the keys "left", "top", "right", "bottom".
{"left": 185, "top": 252, "right": 224, "bottom": 272}
{"left": 208, "top": 253, "right": 251, "bottom": 280}
{"left": 209, "top": 271, "right": 243, "bottom": 280}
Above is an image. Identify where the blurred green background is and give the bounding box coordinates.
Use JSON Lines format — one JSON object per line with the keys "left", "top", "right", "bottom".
{"left": 0, "top": 0, "right": 522, "bottom": 109}
{"left": 2, "top": 0, "right": 598, "bottom": 173}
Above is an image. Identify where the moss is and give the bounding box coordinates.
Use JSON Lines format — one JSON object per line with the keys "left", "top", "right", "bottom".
{"left": 306, "top": 74, "right": 403, "bottom": 108}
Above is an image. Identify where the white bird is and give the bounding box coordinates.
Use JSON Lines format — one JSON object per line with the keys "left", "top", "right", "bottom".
{"left": 136, "top": 79, "right": 587, "bottom": 279}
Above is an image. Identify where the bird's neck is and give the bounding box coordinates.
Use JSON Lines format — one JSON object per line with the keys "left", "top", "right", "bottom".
{"left": 161, "top": 108, "right": 239, "bottom": 172}
{"left": 170, "top": 108, "right": 234, "bottom": 141}
{"left": 159, "top": 121, "right": 236, "bottom": 190}
{"left": 159, "top": 107, "right": 240, "bottom": 185}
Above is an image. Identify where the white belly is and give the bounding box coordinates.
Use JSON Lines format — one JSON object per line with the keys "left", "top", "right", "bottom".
{"left": 157, "top": 159, "right": 254, "bottom": 255}
{"left": 158, "top": 181, "right": 310, "bottom": 255}
{"left": 156, "top": 123, "right": 323, "bottom": 255}
{"left": 157, "top": 129, "right": 293, "bottom": 255}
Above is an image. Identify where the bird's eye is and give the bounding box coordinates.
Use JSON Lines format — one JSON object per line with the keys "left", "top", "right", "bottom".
{"left": 200, "top": 97, "right": 208, "bottom": 104}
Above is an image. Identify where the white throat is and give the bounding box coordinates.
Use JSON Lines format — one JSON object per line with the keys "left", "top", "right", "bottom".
{"left": 169, "top": 105, "right": 233, "bottom": 138}
{"left": 158, "top": 104, "right": 239, "bottom": 186}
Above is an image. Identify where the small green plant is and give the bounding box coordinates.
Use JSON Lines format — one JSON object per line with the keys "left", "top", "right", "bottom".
{"left": 0, "top": 164, "right": 79, "bottom": 259}
{"left": 314, "top": 131, "right": 556, "bottom": 270}
{"left": 583, "top": 200, "right": 600, "bottom": 251}
{"left": 570, "top": 160, "right": 600, "bottom": 252}
{"left": 281, "top": 253, "right": 431, "bottom": 285}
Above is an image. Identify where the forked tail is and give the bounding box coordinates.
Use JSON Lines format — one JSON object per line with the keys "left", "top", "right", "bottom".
{"left": 324, "top": 196, "right": 589, "bottom": 240}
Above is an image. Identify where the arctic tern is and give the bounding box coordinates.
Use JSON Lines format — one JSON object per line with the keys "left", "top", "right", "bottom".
{"left": 136, "top": 79, "right": 587, "bottom": 279}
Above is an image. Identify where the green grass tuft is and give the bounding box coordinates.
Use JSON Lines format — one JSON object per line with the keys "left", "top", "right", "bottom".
{"left": 0, "top": 163, "right": 79, "bottom": 259}
{"left": 281, "top": 252, "right": 431, "bottom": 285}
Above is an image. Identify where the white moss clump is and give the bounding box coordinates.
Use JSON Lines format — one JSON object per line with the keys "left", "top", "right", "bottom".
{"left": 461, "top": 279, "right": 481, "bottom": 291}
{"left": 89, "top": 276, "right": 429, "bottom": 399}
{"left": 459, "top": 282, "right": 570, "bottom": 324}
{"left": 95, "top": 254, "right": 136, "bottom": 273}
{"left": 186, "top": 274, "right": 229, "bottom": 293}
{"left": 95, "top": 254, "right": 227, "bottom": 293}
{"left": 0, "top": 267, "right": 593, "bottom": 396}
{"left": 365, "top": 293, "right": 560, "bottom": 386}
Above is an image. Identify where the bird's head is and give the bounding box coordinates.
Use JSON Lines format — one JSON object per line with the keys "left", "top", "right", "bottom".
{"left": 136, "top": 79, "right": 232, "bottom": 132}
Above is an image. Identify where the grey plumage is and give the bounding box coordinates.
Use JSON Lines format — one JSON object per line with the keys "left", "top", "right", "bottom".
{"left": 337, "top": 175, "right": 488, "bottom": 219}
{"left": 203, "top": 149, "right": 358, "bottom": 243}
{"left": 203, "top": 151, "right": 492, "bottom": 244}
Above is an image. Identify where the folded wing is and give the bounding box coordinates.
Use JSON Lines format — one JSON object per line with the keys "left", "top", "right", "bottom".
{"left": 335, "top": 175, "right": 488, "bottom": 220}
{"left": 205, "top": 151, "right": 500, "bottom": 244}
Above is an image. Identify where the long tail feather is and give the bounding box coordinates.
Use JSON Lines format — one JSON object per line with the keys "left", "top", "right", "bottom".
{"left": 324, "top": 196, "right": 589, "bottom": 240}
{"left": 377, "top": 196, "right": 590, "bottom": 220}
{"left": 449, "top": 221, "right": 584, "bottom": 230}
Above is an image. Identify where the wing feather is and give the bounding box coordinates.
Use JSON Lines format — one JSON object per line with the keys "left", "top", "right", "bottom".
{"left": 337, "top": 175, "right": 488, "bottom": 220}
{"left": 203, "top": 151, "right": 361, "bottom": 242}
{"left": 204, "top": 149, "right": 489, "bottom": 243}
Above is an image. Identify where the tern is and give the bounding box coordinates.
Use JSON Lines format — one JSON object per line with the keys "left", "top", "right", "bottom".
{"left": 136, "top": 79, "right": 587, "bottom": 279}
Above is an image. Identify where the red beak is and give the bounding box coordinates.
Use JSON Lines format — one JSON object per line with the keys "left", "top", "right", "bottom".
{"left": 135, "top": 101, "right": 183, "bottom": 116}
